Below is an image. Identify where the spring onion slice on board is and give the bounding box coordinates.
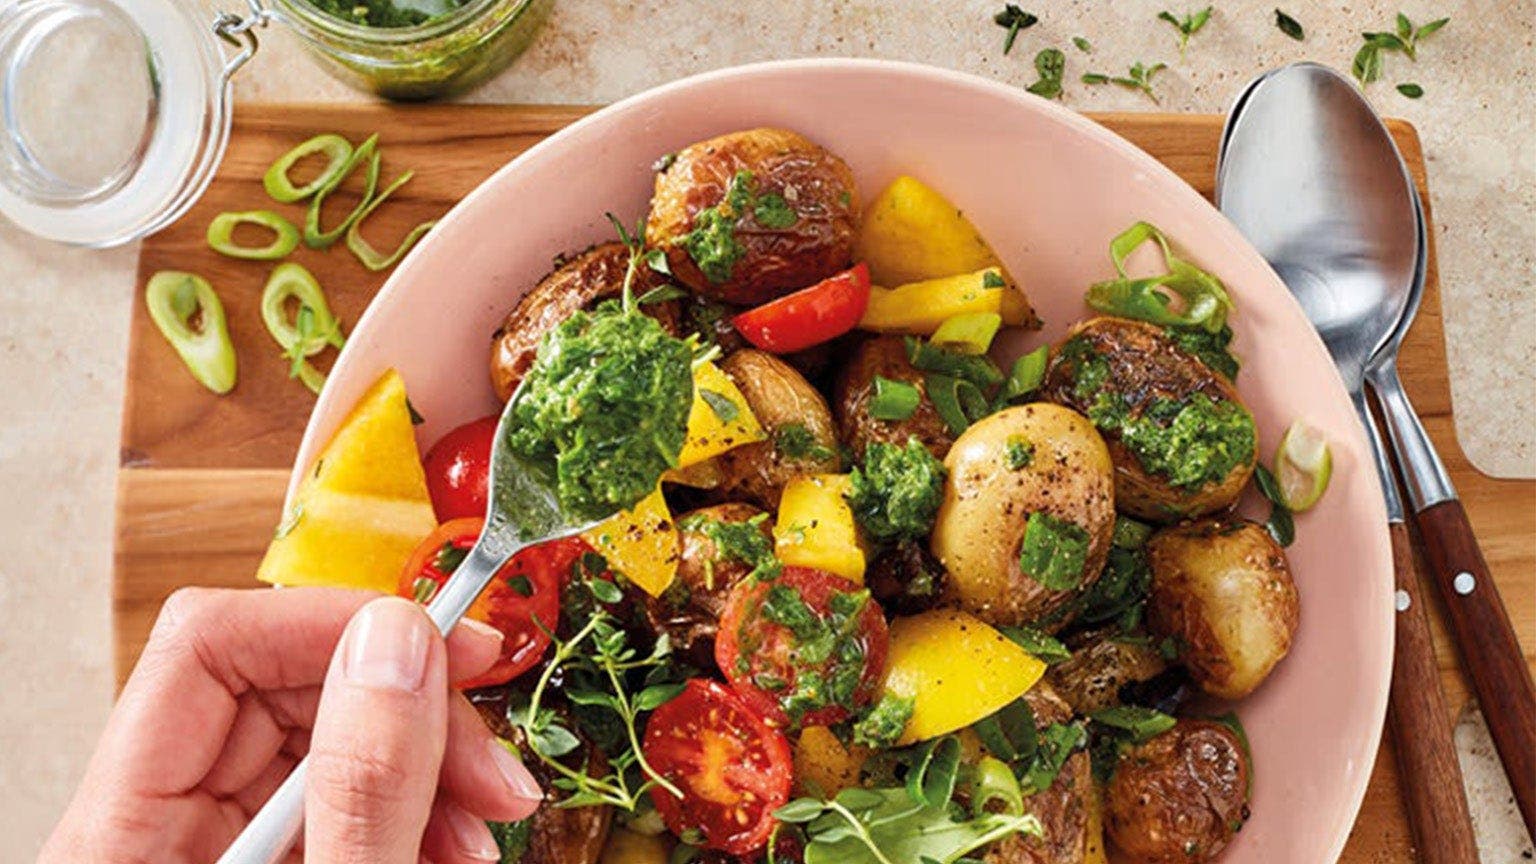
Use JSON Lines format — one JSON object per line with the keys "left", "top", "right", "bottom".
{"left": 206, "top": 210, "right": 301, "bottom": 260}
{"left": 260, "top": 262, "right": 346, "bottom": 394}
{"left": 144, "top": 271, "right": 237, "bottom": 394}
{"left": 345, "top": 169, "right": 437, "bottom": 272}
{"left": 264, "top": 133, "right": 353, "bottom": 203}
{"left": 304, "top": 134, "right": 381, "bottom": 249}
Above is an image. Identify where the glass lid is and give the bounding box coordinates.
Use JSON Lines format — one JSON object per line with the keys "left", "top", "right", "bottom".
{"left": 0, "top": 0, "right": 257, "bottom": 247}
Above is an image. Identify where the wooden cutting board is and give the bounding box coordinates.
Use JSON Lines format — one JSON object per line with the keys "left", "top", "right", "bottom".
{"left": 115, "top": 104, "right": 1535, "bottom": 862}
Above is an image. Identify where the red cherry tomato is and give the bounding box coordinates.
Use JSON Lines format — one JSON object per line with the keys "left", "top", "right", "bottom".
{"left": 422, "top": 415, "right": 499, "bottom": 521}
{"left": 399, "top": 517, "right": 585, "bottom": 689}
{"left": 643, "top": 678, "right": 793, "bottom": 855}
{"left": 731, "top": 263, "right": 871, "bottom": 354}
{"left": 715, "top": 566, "right": 888, "bottom": 728}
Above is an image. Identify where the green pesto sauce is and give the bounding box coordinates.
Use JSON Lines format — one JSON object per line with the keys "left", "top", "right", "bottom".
{"left": 678, "top": 512, "right": 779, "bottom": 579}
{"left": 504, "top": 308, "right": 693, "bottom": 523}
{"left": 1005, "top": 435, "right": 1035, "bottom": 470}
{"left": 773, "top": 422, "right": 835, "bottom": 462}
{"left": 305, "top": 0, "right": 462, "bottom": 28}
{"left": 852, "top": 693, "right": 916, "bottom": 748}
{"left": 750, "top": 584, "right": 871, "bottom": 725}
{"left": 1018, "top": 511, "right": 1090, "bottom": 591}
{"left": 1059, "top": 336, "right": 1255, "bottom": 491}
{"left": 682, "top": 170, "right": 798, "bottom": 284}
{"left": 1164, "top": 324, "right": 1240, "bottom": 380}
{"left": 846, "top": 439, "right": 947, "bottom": 543}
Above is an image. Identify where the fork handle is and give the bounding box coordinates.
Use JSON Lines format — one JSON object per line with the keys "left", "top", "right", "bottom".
{"left": 1385, "top": 522, "right": 1479, "bottom": 864}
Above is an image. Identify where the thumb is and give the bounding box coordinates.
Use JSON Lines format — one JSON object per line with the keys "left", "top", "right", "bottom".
{"left": 305, "top": 597, "right": 447, "bottom": 864}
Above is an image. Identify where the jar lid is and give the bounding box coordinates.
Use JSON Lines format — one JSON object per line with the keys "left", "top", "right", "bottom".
{"left": 0, "top": 0, "right": 257, "bottom": 247}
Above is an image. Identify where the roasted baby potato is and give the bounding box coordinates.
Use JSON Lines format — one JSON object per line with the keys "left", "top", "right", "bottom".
{"left": 865, "top": 538, "right": 948, "bottom": 615}
{"left": 981, "top": 681, "right": 1091, "bottom": 864}
{"left": 713, "top": 349, "right": 843, "bottom": 509}
{"left": 1043, "top": 317, "right": 1256, "bottom": 523}
{"left": 1104, "top": 719, "right": 1252, "bottom": 863}
{"left": 834, "top": 335, "right": 956, "bottom": 461}
{"left": 490, "top": 242, "right": 681, "bottom": 401}
{"left": 1047, "top": 627, "right": 1172, "bottom": 716}
{"left": 1145, "top": 519, "right": 1299, "bottom": 700}
{"left": 931, "top": 404, "right": 1116, "bottom": 627}
{"left": 647, "top": 128, "right": 859, "bottom": 306}
{"left": 642, "top": 502, "right": 771, "bottom": 669}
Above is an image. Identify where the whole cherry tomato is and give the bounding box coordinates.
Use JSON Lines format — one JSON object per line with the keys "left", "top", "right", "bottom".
{"left": 422, "top": 415, "right": 499, "bottom": 521}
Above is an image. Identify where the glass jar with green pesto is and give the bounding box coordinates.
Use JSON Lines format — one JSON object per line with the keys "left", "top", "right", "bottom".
{"left": 272, "top": 0, "right": 554, "bottom": 100}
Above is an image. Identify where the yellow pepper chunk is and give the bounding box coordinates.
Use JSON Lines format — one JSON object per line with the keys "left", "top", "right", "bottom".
{"left": 794, "top": 726, "right": 871, "bottom": 798}
{"left": 774, "top": 474, "right": 865, "bottom": 583}
{"left": 881, "top": 609, "right": 1046, "bottom": 745}
{"left": 582, "top": 487, "right": 679, "bottom": 597}
{"left": 856, "top": 175, "right": 1009, "bottom": 286}
{"left": 1084, "top": 780, "right": 1109, "bottom": 864}
{"left": 859, "top": 268, "right": 1032, "bottom": 335}
{"left": 675, "top": 360, "right": 765, "bottom": 469}
{"left": 257, "top": 369, "right": 436, "bottom": 594}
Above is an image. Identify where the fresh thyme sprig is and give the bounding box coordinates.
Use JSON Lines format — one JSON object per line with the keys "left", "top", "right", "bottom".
{"left": 1274, "top": 8, "right": 1304, "bottom": 41}
{"left": 1025, "top": 47, "right": 1066, "bottom": 99}
{"left": 1158, "top": 6, "right": 1212, "bottom": 55}
{"left": 1082, "top": 61, "right": 1169, "bottom": 104}
{"left": 1352, "top": 13, "right": 1449, "bottom": 88}
{"left": 993, "top": 5, "right": 1038, "bottom": 55}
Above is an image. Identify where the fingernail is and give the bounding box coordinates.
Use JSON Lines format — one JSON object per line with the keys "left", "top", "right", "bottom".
{"left": 443, "top": 800, "right": 501, "bottom": 861}
{"left": 488, "top": 737, "right": 543, "bottom": 802}
{"left": 456, "top": 617, "right": 504, "bottom": 645}
{"left": 340, "top": 598, "right": 432, "bottom": 692}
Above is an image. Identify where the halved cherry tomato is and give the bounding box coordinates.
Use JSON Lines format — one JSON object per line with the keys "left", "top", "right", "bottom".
{"left": 399, "top": 517, "right": 586, "bottom": 689}
{"left": 643, "top": 678, "right": 793, "bottom": 855}
{"left": 422, "top": 415, "right": 499, "bottom": 521}
{"left": 715, "top": 566, "right": 888, "bottom": 728}
{"left": 731, "top": 263, "right": 871, "bottom": 354}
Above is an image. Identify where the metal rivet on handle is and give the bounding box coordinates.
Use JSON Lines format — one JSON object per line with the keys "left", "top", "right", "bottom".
{"left": 1395, "top": 590, "right": 1411, "bottom": 612}
{"left": 1453, "top": 571, "right": 1475, "bottom": 595}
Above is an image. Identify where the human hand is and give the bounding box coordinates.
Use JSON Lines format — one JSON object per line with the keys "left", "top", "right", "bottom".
{"left": 40, "top": 587, "right": 542, "bottom": 864}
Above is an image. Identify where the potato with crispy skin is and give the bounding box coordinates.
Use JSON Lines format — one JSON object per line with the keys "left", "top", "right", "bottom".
{"left": 640, "top": 503, "right": 772, "bottom": 668}
{"left": 712, "top": 349, "right": 843, "bottom": 509}
{"left": 931, "top": 403, "right": 1116, "bottom": 628}
{"left": 1047, "top": 627, "right": 1172, "bottom": 716}
{"left": 646, "top": 128, "right": 859, "bottom": 306}
{"left": 834, "top": 335, "right": 956, "bottom": 462}
{"left": 1104, "top": 719, "right": 1252, "bottom": 863}
{"left": 1145, "top": 519, "right": 1299, "bottom": 700}
{"left": 1042, "top": 317, "right": 1256, "bottom": 523}
{"left": 981, "top": 682, "right": 1092, "bottom": 864}
{"left": 489, "top": 242, "right": 681, "bottom": 402}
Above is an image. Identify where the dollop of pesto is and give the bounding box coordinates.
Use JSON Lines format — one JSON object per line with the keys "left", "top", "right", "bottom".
{"left": 847, "top": 439, "right": 947, "bottom": 543}
{"left": 851, "top": 692, "right": 917, "bottom": 749}
{"left": 678, "top": 512, "right": 780, "bottom": 580}
{"left": 1018, "top": 511, "right": 1091, "bottom": 591}
{"left": 751, "top": 585, "right": 872, "bottom": 725}
{"left": 682, "top": 169, "right": 798, "bottom": 284}
{"left": 1059, "top": 335, "right": 1255, "bottom": 491}
{"left": 504, "top": 307, "right": 693, "bottom": 523}
{"left": 305, "top": 0, "right": 462, "bottom": 28}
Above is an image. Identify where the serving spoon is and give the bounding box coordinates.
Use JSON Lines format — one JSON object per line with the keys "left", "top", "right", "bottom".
{"left": 1215, "top": 62, "right": 1479, "bottom": 863}
{"left": 216, "top": 385, "right": 602, "bottom": 864}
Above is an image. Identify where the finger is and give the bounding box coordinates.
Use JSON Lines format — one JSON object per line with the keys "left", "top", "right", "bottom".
{"left": 306, "top": 597, "right": 448, "bottom": 864}
{"left": 439, "top": 695, "right": 542, "bottom": 822}
{"left": 420, "top": 796, "right": 504, "bottom": 864}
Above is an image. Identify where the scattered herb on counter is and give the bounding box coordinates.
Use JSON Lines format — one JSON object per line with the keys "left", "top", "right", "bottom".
{"left": 1397, "top": 82, "right": 1424, "bottom": 98}
{"left": 1274, "top": 8, "right": 1305, "bottom": 41}
{"left": 1026, "top": 47, "right": 1067, "bottom": 99}
{"left": 1353, "top": 13, "right": 1449, "bottom": 86}
{"left": 1082, "top": 61, "right": 1169, "bottom": 103}
{"left": 1158, "top": 6, "right": 1212, "bottom": 55}
{"left": 994, "top": 4, "right": 1039, "bottom": 55}
{"left": 1073, "top": 35, "right": 1092, "bottom": 53}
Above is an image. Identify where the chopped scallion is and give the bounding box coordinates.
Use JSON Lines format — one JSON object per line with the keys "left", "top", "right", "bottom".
{"left": 263, "top": 133, "right": 353, "bottom": 203}
{"left": 206, "top": 209, "right": 300, "bottom": 261}
{"left": 869, "top": 375, "right": 921, "bottom": 421}
{"left": 144, "top": 271, "right": 237, "bottom": 394}
{"left": 931, "top": 312, "right": 1003, "bottom": 355}
{"left": 344, "top": 168, "right": 436, "bottom": 271}
{"left": 260, "top": 262, "right": 346, "bottom": 395}
{"left": 304, "top": 133, "right": 381, "bottom": 250}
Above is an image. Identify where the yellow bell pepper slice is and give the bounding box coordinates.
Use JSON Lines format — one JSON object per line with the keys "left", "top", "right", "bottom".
{"left": 856, "top": 175, "right": 1009, "bottom": 286}
{"left": 793, "top": 726, "right": 871, "bottom": 798}
{"left": 773, "top": 474, "right": 865, "bottom": 584}
{"left": 674, "top": 360, "right": 765, "bottom": 469}
{"left": 859, "top": 268, "right": 1032, "bottom": 335}
{"left": 880, "top": 609, "right": 1046, "bottom": 745}
{"left": 582, "top": 487, "right": 679, "bottom": 598}
{"left": 1084, "top": 780, "right": 1109, "bottom": 864}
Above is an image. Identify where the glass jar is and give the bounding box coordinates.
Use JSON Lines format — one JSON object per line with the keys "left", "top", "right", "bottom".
{"left": 272, "top": 0, "right": 553, "bottom": 101}
{"left": 0, "top": 0, "right": 549, "bottom": 247}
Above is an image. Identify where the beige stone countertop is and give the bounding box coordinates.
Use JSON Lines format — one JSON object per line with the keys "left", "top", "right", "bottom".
{"left": 0, "top": 0, "right": 1531, "bottom": 860}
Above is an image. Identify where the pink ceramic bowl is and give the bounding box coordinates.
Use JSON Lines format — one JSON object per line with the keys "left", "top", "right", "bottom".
{"left": 290, "top": 59, "right": 1391, "bottom": 863}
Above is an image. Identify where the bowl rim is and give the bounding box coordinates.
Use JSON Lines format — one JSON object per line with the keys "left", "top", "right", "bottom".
{"left": 288, "top": 58, "right": 1392, "bottom": 862}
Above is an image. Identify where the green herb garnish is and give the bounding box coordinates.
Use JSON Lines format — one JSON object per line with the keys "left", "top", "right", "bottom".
{"left": 1082, "top": 61, "right": 1169, "bottom": 103}
{"left": 847, "top": 439, "right": 947, "bottom": 543}
{"left": 1018, "top": 511, "right": 1091, "bottom": 591}
{"left": 1073, "top": 35, "right": 1092, "bottom": 52}
{"left": 1005, "top": 435, "right": 1034, "bottom": 470}
{"left": 777, "top": 785, "right": 1041, "bottom": 864}
{"left": 1158, "top": 6, "right": 1212, "bottom": 55}
{"left": 993, "top": 4, "right": 1038, "bottom": 55}
{"left": 1000, "top": 625, "right": 1071, "bottom": 664}
{"left": 774, "top": 422, "right": 836, "bottom": 462}
{"left": 1397, "top": 82, "right": 1424, "bottom": 98}
{"left": 851, "top": 693, "right": 916, "bottom": 748}
{"left": 1026, "top": 47, "right": 1066, "bottom": 99}
{"left": 1090, "top": 706, "right": 1177, "bottom": 743}
{"left": 699, "top": 388, "right": 739, "bottom": 423}
{"left": 681, "top": 169, "right": 799, "bottom": 283}
{"left": 1254, "top": 463, "right": 1297, "bottom": 546}
{"left": 869, "top": 375, "right": 922, "bottom": 421}
{"left": 1274, "top": 8, "right": 1304, "bottom": 40}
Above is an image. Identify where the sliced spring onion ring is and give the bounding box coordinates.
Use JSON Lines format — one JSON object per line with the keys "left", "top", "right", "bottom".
{"left": 264, "top": 133, "right": 353, "bottom": 203}
{"left": 206, "top": 210, "right": 300, "bottom": 260}
{"left": 144, "top": 271, "right": 237, "bottom": 394}
{"left": 344, "top": 169, "right": 437, "bottom": 272}
{"left": 906, "top": 336, "right": 1005, "bottom": 388}
{"left": 997, "top": 345, "right": 1050, "bottom": 405}
{"left": 925, "top": 373, "right": 988, "bottom": 435}
{"left": 1275, "top": 419, "right": 1332, "bottom": 511}
{"left": 260, "top": 262, "right": 346, "bottom": 395}
{"left": 1086, "top": 221, "right": 1234, "bottom": 333}
{"left": 869, "top": 375, "right": 921, "bottom": 421}
{"left": 930, "top": 312, "right": 1003, "bottom": 355}
{"left": 304, "top": 134, "right": 380, "bottom": 250}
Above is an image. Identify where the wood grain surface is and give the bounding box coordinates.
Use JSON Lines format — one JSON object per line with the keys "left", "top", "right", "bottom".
{"left": 114, "top": 104, "right": 1536, "bottom": 862}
